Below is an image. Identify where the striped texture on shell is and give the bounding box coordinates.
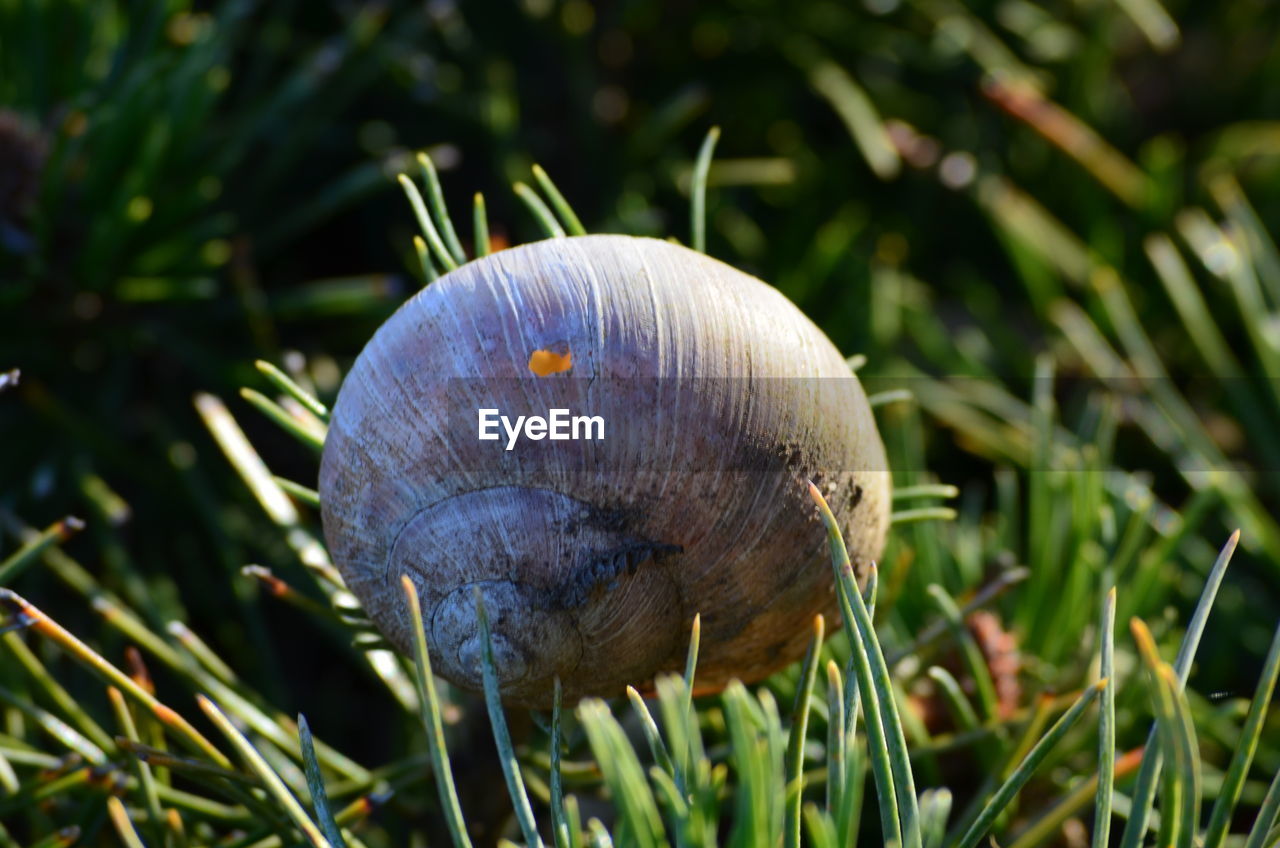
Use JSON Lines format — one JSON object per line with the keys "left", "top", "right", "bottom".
{"left": 319, "top": 234, "right": 890, "bottom": 706}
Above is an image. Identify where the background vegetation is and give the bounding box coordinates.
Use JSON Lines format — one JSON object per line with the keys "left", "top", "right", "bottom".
{"left": 1, "top": 0, "right": 1278, "bottom": 845}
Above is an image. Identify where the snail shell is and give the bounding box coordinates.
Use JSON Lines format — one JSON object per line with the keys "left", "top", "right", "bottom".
{"left": 319, "top": 235, "right": 889, "bottom": 706}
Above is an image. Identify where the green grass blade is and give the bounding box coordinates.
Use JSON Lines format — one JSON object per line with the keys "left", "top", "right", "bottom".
{"left": 397, "top": 173, "right": 459, "bottom": 271}
{"left": 1093, "top": 588, "right": 1117, "bottom": 848}
{"left": 474, "top": 193, "right": 491, "bottom": 257}
{"left": 579, "top": 699, "right": 665, "bottom": 848}
{"left": 0, "top": 589, "right": 231, "bottom": 768}
{"left": 1203, "top": 621, "right": 1280, "bottom": 848}
{"left": 254, "top": 360, "right": 329, "bottom": 421}
{"left": 809, "top": 482, "right": 909, "bottom": 848}
{"left": 27, "top": 827, "right": 79, "bottom": 848}
{"left": 684, "top": 613, "right": 701, "bottom": 707}
{"left": 274, "top": 476, "right": 321, "bottom": 509}
{"left": 514, "top": 182, "right": 567, "bottom": 238}
{"left": 1244, "top": 768, "right": 1280, "bottom": 848}
{"left": 108, "top": 796, "right": 148, "bottom": 848}
{"left": 803, "top": 802, "right": 837, "bottom": 848}
{"left": 0, "top": 517, "right": 83, "bottom": 586}
{"left": 399, "top": 576, "right": 473, "bottom": 848}
{"left": 926, "top": 667, "right": 980, "bottom": 733}
{"left": 299, "top": 715, "right": 347, "bottom": 848}
{"left": 552, "top": 677, "right": 569, "bottom": 848}
{"left": 956, "top": 680, "right": 1106, "bottom": 848}
{"left": 691, "top": 126, "right": 720, "bottom": 252}
{"left": 417, "top": 151, "right": 467, "bottom": 265}
{"left": 239, "top": 387, "right": 325, "bottom": 453}
{"left": 891, "top": 507, "right": 958, "bottom": 525}
{"left": 1131, "top": 619, "right": 1188, "bottom": 848}
{"left": 825, "top": 660, "right": 845, "bottom": 815}
{"left": 566, "top": 794, "right": 585, "bottom": 848}
{"left": 532, "top": 164, "right": 587, "bottom": 236}
{"left": 785, "top": 615, "right": 825, "bottom": 848}
{"left": 626, "top": 685, "right": 678, "bottom": 785}
{"left": 1118, "top": 530, "right": 1239, "bottom": 848}
{"left": 919, "top": 788, "right": 953, "bottom": 848}
{"left": 925, "top": 584, "right": 999, "bottom": 721}
{"left": 893, "top": 484, "right": 960, "bottom": 501}
{"left": 1165, "top": 667, "right": 1201, "bottom": 848}
{"left": 807, "top": 60, "right": 900, "bottom": 180}
{"left": 413, "top": 235, "right": 439, "bottom": 285}
{"left": 3, "top": 630, "right": 115, "bottom": 754}
{"left": 474, "top": 588, "right": 545, "bottom": 848}
{"left": 108, "top": 687, "right": 163, "bottom": 840}
{"left": 197, "top": 695, "right": 332, "bottom": 847}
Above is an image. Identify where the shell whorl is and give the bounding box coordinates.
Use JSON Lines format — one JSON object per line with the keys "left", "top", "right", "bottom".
{"left": 319, "top": 234, "right": 890, "bottom": 706}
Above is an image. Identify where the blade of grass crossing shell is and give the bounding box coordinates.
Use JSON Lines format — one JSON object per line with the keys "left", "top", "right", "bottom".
{"left": 299, "top": 715, "right": 347, "bottom": 848}
{"left": 826, "top": 660, "right": 844, "bottom": 814}
{"left": 108, "top": 796, "right": 148, "bottom": 848}
{"left": 811, "top": 483, "right": 920, "bottom": 848}
{"left": 808, "top": 483, "right": 902, "bottom": 848}
{"left": 417, "top": 152, "right": 467, "bottom": 265}
{"left": 532, "top": 165, "right": 587, "bottom": 236}
{"left": 474, "top": 193, "right": 491, "bottom": 257}
{"left": 514, "top": 182, "right": 567, "bottom": 238}
{"left": 254, "top": 360, "right": 329, "bottom": 421}
{"left": 552, "top": 678, "right": 570, "bottom": 848}
{"left": 108, "top": 687, "right": 164, "bottom": 841}
{"left": 399, "top": 577, "right": 472, "bottom": 848}
{"left": 785, "top": 615, "right": 825, "bottom": 848}
{"left": 684, "top": 613, "right": 701, "bottom": 710}
{"left": 692, "top": 126, "right": 720, "bottom": 253}
{"left": 956, "top": 680, "right": 1106, "bottom": 848}
{"left": 579, "top": 699, "right": 664, "bottom": 848}
{"left": 1204, "top": 622, "right": 1280, "bottom": 848}
{"left": 1118, "top": 530, "right": 1239, "bottom": 848}
{"left": 397, "top": 174, "right": 458, "bottom": 271}
{"left": 474, "top": 588, "right": 545, "bottom": 848}
{"left": 198, "top": 695, "right": 332, "bottom": 847}
{"left": 1244, "top": 768, "right": 1280, "bottom": 848}
{"left": 1093, "top": 588, "right": 1117, "bottom": 848}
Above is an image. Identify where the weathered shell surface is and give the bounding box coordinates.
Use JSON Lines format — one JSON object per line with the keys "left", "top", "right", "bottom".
{"left": 319, "top": 235, "right": 889, "bottom": 706}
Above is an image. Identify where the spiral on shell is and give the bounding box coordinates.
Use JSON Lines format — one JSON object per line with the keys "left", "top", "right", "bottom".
{"left": 319, "top": 234, "right": 889, "bottom": 706}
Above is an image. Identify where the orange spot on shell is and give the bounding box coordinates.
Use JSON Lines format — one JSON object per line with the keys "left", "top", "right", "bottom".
{"left": 528, "top": 348, "right": 572, "bottom": 376}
